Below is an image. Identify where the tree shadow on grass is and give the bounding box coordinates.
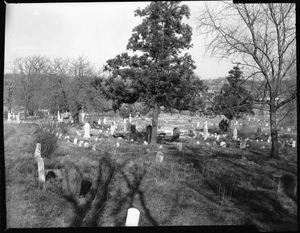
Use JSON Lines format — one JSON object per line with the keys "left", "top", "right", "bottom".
{"left": 62, "top": 153, "right": 160, "bottom": 227}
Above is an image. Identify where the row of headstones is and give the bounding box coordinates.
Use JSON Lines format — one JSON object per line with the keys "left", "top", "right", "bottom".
{"left": 4, "top": 112, "right": 21, "bottom": 124}
{"left": 33, "top": 143, "right": 141, "bottom": 226}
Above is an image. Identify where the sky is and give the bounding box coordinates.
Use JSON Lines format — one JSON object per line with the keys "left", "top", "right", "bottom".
{"left": 4, "top": 1, "right": 234, "bottom": 79}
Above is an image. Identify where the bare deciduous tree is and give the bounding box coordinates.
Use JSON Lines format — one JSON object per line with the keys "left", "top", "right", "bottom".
{"left": 196, "top": 3, "right": 296, "bottom": 159}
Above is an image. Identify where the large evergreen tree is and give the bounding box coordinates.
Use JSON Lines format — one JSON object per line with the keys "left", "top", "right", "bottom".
{"left": 212, "top": 65, "right": 254, "bottom": 127}
{"left": 105, "top": 1, "right": 206, "bottom": 145}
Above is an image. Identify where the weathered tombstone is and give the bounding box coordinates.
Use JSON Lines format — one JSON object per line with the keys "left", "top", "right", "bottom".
{"left": 220, "top": 141, "right": 226, "bottom": 147}
{"left": 79, "top": 141, "right": 84, "bottom": 147}
{"left": 62, "top": 162, "right": 82, "bottom": 197}
{"left": 59, "top": 133, "right": 62, "bottom": 138}
{"left": 129, "top": 114, "right": 132, "bottom": 123}
{"left": 196, "top": 141, "right": 200, "bottom": 144}
{"left": 111, "top": 123, "right": 116, "bottom": 135}
{"left": 287, "top": 127, "right": 291, "bottom": 133}
{"left": 203, "top": 122, "right": 209, "bottom": 139}
{"left": 116, "top": 142, "right": 120, "bottom": 148}
{"left": 84, "top": 122, "right": 90, "bottom": 138}
{"left": 98, "top": 118, "right": 101, "bottom": 125}
{"left": 197, "top": 122, "right": 200, "bottom": 127}
{"left": 125, "top": 208, "right": 140, "bottom": 226}
{"left": 16, "top": 114, "right": 20, "bottom": 124}
{"left": 81, "top": 110, "right": 85, "bottom": 123}
{"left": 292, "top": 140, "right": 296, "bottom": 148}
{"left": 233, "top": 127, "right": 237, "bottom": 140}
{"left": 84, "top": 142, "right": 89, "bottom": 148}
{"left": 158, "top": 145, "right": 163, "bottom": 150}
{"left": 146, "top": 124, "right": 152, "bottom": 143}
{"left": 37, "top": 157, "right": 45, "bottom": 185}
{"left": 155, "top": 151, "right": 164, "bottom": 163}
{"left": 143, "top": 141, "right": 148, "bottom": 146}
{"left": 256, "top": 127, "right": 261, "bottom": 136}
{"left": 173, "top": 127, "right": 180, "bottom": 137}
{"left": 216, "top": 135, "right": 220, "bottom": 142}
{"left": 92, "top": 144, "right": 97, "bottom": 151}
{"left": 176, "top": 142, "right": 183, "bottom": 151}
{"left": 240, "top": 139, "right": 247, "bottom": 150}
{"left": 103, "top": 117, "right": 107, "bottom": 124}
{"left": 130, "top": 124, "right": 136, "bottom": 134}
{"left": 7, "top": 112, "right": 11, "bottom": 123}
{"left": 278, "top": 174, "right": 297, "bottom": 197}
{"left": 95, "top": 137, "right": 98, "bottom": 142}
{"left": 73, "top": 138, "right": 78, "bottom": 145}
{"left": 34, "top": 143, "right": 42, "bottom": 158}
{"left": 267, "top": 135, "right": 271, "bottom": 143}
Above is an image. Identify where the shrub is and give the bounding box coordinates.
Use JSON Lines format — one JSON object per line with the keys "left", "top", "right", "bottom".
{"left": 33, "top": 124, "right": 58, "bottom": 159}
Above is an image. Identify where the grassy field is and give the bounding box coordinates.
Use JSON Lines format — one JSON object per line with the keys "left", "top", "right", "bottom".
{"left": 4, "top": 121, "right": 297, "bottom": 231}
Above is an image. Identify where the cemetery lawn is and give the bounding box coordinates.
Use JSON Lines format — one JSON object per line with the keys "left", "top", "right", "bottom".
{"left": 4, "top": 123, "right": 297, "bottom": 231}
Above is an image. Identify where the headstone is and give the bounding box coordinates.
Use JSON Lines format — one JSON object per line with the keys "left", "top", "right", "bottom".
{"left": 176, "top": 142, "right": 183, "bottom": 151}
{"left": 7, "top": 112, "right": 11, "bottom": 123}
{"left": 59, "top": 133, "right": 62, "bottom": 138}
{"left": 73, "top": 138, "right": 78, "bottom": 145}
{"left": 103, "top": 117, "right": 107, "bottom": 124}
{"left": 84, "top": 142, "right": 89, "bottom": 148}
{"left": 216, "top": 135, "right": 220, "bottom": 142}
{"left": 155, "top": 151, "right": 164, "bottom": 163}
{"left": 129, "top": 114, "right": 132, "bottom": 123}
{"left": 143, "top": 141, "right": 148, "bottom": 146}
{"left": 34, "top": 143, "right": 41, "bottom": 158}
{"left": 79, "top": 141, "right": 83, "bottom": 147}
{"left": 111, "top": 123, "right": 116, "bottom": 135}
{"left": 240, "top": 139, "right": 247, "bottom": 150}
{"left": 257, "top": 127, "right": 261, "bottom": 136}
{"left": 292, "top": 140, "right": 296, "bottom": 148}
{"left": 116, "top": 142, "right": 120, "bottom": 148}
{"left": 82, "top": 110, "right": 85, "bottom": 123}
{"left": 37, "top": 157, "right": 45, "bottom": 185}
{"left": 278, "top": 174, "right": 297, "bottom": 197}
{"left": 220, "top": 141, "right": 226, "bottom": 147}
{"left": 125, "top": 208, "right": 140, "bottom": 226}
{"left": 84, "top": 122, "right": 90, "bottom": 138}
{"left": 98, "top": 118, "right": 101, "bottom": 125}
{"left": 130, "top": 124, "right": 136, "bottom": 134}
{"left": 62, "top": 162, "right": 82, "bottom": 197}
{"left": 197, "top": 141, "right": 200, "bottom": 144}
{"left": 233, "top": 127, "right": 237, "bottom": 140}
{"left": 266, "top": 123, "right": 268, "bottom": 127}
{"left": 158, "top": 145, "right": 163, "bottom": 149}
{"left": 92, "top": 144, "right": 97, "bottom": 151}
{"left": 16, "top": 114, "right": 20, "bottom": 124}
{"left": 146, "top": 124, "right": 152, "bottom": 143}
{"left": 287, "top": 127, "right": 291, "bottom": 133}
{"left": 203, "top": 122, "right": 209, "bottom": 139}
{"left": 267, "top": 136, "right": 271, "bottom": 143}
{"left": 95, "top": 137, "right": 98, "bottom": 142}
{"left": 197, "top": 122, "right": 200, "bottom": 127}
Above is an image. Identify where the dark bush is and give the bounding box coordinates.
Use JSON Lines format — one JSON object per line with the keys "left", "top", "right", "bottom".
{"left": 33, "top": 124, "right": 58, "bottom": 159}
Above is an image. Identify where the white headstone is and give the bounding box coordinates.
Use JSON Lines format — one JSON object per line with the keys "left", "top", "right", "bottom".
{"left": 73, "top": 138, "right": 78, "bottom": 145}
{"left": 292, "top": 140, "right": 296, "bottom": 148}
{"left": 156, "top": 152, "right": 164, "bottom": 163}
{"left": 110, "top": 123, "right": 116, "bottom": 135}
{"left": 59, "top": 133, "right": 62, "bottom": 138}
{"left": 79, "top": 141, "right": 84, "bottom": 147}
{"left": 196, "top": 141, "right": 200, "bottom": 144}
{"left": 220, "top": 141, "right": 226, "bottom": 147}
{"left": 216, "top": 135, "right": 220, "bottom": 142}
{"left": 84, "top": 142, "right": 89, "bottom": 148}
{"left": 143, "top": 141, "right": 148, "bottom": 146}
{"left": 7, "top": 112, "right": 11, "bottom": 123}
{"left": 84, "top": 122, "right": 90, "bottom": 138}
{"left": 203, "top": 123, "right": 209, "bottom": 139}
{"left": 129, "top": 114, "right": 132, "bottom": 123}
{"left": 103, "top": 117, "right": 107, "bottom": 124}
{"left": 116, "top": 142, "right": 120, "bottom": 148}
{"left": 34, "top": 143, "right": 41, "bottom": 158}
{"left": 125, "top": 208, "right": 140, "bottom": 226}
{"left": 82, "top": 110, "right": 85, "bottom": 123}
{"left": 16, "top": 115, "right": 20, "bottom": 124}
{"left": 176, "top": 142, "right": 183, "bottom": 151}
{"left": 98, "top": 118, "right": 101, "bottom": 125}
{"left": 287, "top": 128, "right": 291, "bottom": 132}
{"left": 233, "top": 127, "right": 237, "bottom": 140}
{"left": 37, "top": 157, "right": 45, "bottom": 184}
{"left": 92, "top": 144, "right": 97, "bottom": 151}
{"left": 197, "top": 122, "right": 200, "bottom": 127}
{"left": 266, "top": 123, "right": 268, "bottom": 126}
{"left": 95, "top": 137, "right": 98, "bottom": 142}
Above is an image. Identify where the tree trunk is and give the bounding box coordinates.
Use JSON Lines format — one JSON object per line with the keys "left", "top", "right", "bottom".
{"left": 269, "top": 104, "right": 280, "bottom": 159}
{"left": 73, "top": 112, "right": 80, "bottom": 125}
{"left": 150, "top": 103, "right": 159, "bottom": 146}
